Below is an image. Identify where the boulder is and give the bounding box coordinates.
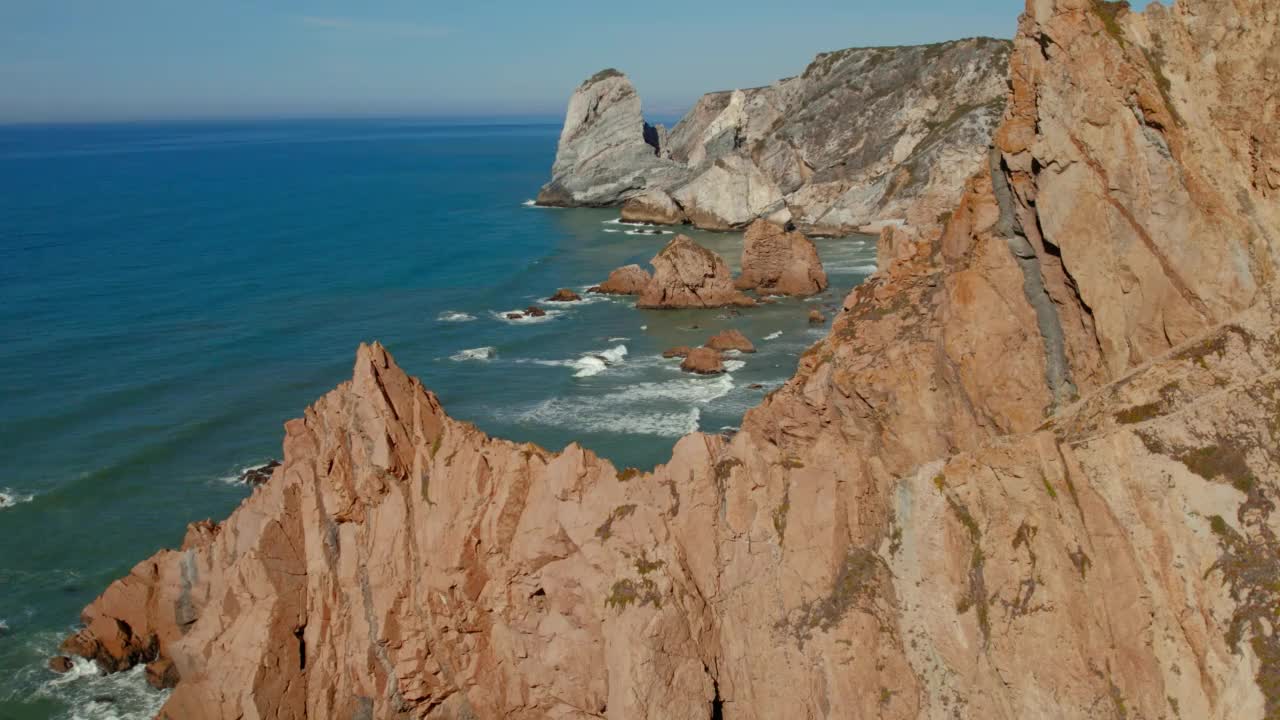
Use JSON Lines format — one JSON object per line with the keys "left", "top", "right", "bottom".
{"left": 662, "top": 346, "right": 692, "bottom": 359}
{"left": 679, "top": 347, "right": 724, "bottom": 374}
{"left": 704, "top": 329, "right": 755, "bottom": 353}
{"left": 546, "top": 289, "right": 581, "bottom": 303}
{"left": 505, "top": 312, "right": 524, "bottom": 320}
{"left": 636, "top": 235, "right": 755, "bottom": 309}
{"left": 808, "top": 309, "right": 826, "bottom": 324}
{"left": 524, "top": 306, "right": 547, "bottom": 317}
{"left": 589, "top": 264, "right": 652, "bottom": 295}
{"left": 621, "top": 191, "right": 686, "bottom": 225}
{"left": 735, "top": 219, "right": 828, "bottom": 296}
{"left": 48, "top": 656, "right": 74, "bottom": 674}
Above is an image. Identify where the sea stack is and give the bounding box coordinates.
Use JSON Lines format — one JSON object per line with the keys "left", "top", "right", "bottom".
{"left": 535, "top": 69, "right": 688, "bottom": 207}
{"left": 635, "top": 235, "right": 755, "bottom": 309}
{"left": 734, "top": 219, "right": 828, "bottom": 296}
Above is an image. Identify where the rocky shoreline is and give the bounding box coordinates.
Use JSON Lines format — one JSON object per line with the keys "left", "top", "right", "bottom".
{"left": 57, "top": 0, "right": 1280, "bottom": 717}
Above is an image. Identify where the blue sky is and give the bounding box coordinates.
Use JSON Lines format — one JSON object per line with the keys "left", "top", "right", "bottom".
{"left": 0, "top": 0, "right": 1025, "bottom": 123}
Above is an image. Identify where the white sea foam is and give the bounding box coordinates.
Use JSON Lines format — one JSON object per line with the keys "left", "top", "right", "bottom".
{"left": 519, "top": 400, "right": 701, "bottom": 437}
{"left": 724, "top": 360, "right": 746, "bottom": 372}
{"left": 598, "top": 345, "right": 628, "bottom": 363}
{"left": 437, "top": 311, "right": 477, "bottom": 322}
{"left": 514, "top": 373, "right": 729, "bottom": 437}
{"left": 607, "top": 337, "right": 629, "bottom": 342}
{"left": 624, "top": 229, "right": 672, "bottom": 236}
{"left": 492, "top": 309, "right": 561, "bottom": 324}
{"left": 568, "top": 344, "right": 628, "bottom": 377}
{"left": 36, "top": 657, "right": 169, "bottom": 720}
{"left": 215, "top": 461, "right": 277, "bottom": 486}
{"left": 764, "top": 331, "right": 783, "bottom": 340}
{"left": 602, "top": 228, "right": 622, "bottom": 234}
{"left": 521, "top": 199, "right": 536, "bottom": 206}
{"left": 451, "top": 346, "right": 496, "bottom": 362}
{"left": 640, "top": 325, "right": 648, "bottom": 331}
{"left": 610, "top": 374, "right": 734, "bottom": 404}
{"left": 0, "top": 488, "right": 34, "bottom": 509}
{"left": 569, "top": 356, "right": 608, "bottom": 377}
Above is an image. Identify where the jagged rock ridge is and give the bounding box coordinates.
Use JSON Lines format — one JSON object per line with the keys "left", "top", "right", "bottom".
{"left": 539, "top": 37, "right": 1012, "bottom": 235}
{"left": 63, "top": 1, "right": 1280, "bottom": 718}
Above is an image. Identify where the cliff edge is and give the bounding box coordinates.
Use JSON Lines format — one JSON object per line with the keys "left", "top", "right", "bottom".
{"left": 63, "top": 1, "right": 1280, "bottom": 717}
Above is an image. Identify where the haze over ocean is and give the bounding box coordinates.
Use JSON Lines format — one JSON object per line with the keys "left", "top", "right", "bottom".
{"left": 0, "top": 118, "right": 877, "bottom": 717}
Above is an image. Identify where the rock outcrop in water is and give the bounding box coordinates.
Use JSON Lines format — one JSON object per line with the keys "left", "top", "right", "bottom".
{"left": 535, "top": 69, "right": 689, "bottom": 207}
{"left": 589, "top": 264, "right": 652, "bottom": 295}
{"left": 734, "top": 219, "right": 828, "bottom": 296}
{"left": 704, "top": 329, "right": 755, "bottom": 354}
{"left": 63, "top": 1, "right": 1280, "bottom": 717}
{"left": 539, "top": 38, "right": 1011, "bottom": 234}
{"left": 636, "top": 235, "right": 755, "bottom": 309}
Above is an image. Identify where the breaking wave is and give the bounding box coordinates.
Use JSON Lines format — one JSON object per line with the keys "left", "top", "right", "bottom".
{"left": 451, "top": 347, "right": 496, "bottom": 362}
{"left": 0, "top": 488, "right": 34, "bottom": 509}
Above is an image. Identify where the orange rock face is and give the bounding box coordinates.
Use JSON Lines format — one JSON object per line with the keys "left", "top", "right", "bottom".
{"left": 679, "top": 346, "right": 725, "bottom": 374}
{"left": 590, "top": 263, "right": 652, "bottom": 295}
{"left": 703, "top": 329, "right": 755, "bottom": 354}
{"left": 733, "top": 219, "right": 828, "bottom": 296}
{"left": 63, "top": 1, "right": 1280, "bottom": 718}
{"left": 636, "top": 235, "right": 755, "bottom": 309}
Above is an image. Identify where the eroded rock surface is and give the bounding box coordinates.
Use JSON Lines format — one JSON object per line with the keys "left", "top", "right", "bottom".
{"left": 63, "top": 1, "right": 1280, "bottom": 718}
{"left": 680, "top": 347, "right": 725, "bottom": 375}
{"left": 636, "top": 235, "right": 755, "bottom": 309}
{"left": 540, "top": 39, "right": 1011, "bottom": 233}
{"left": 734, "top": 219, "right": 828, "bottom": 296}
{"left": 620, "top": 190, "right": 687, "bottom": 225}
{"left": 536, "top": 69, "right": 689, "bottom": 207}
{"left": 704, "top": 329, "right": 755, "bottom": 354}
{"left": 589, "top": 264, "right": 652, "bottom": 295}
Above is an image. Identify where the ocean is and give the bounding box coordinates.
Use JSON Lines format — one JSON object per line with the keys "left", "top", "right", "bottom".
{"left": 0, "top": 118, "right": 877, "bottom": 718}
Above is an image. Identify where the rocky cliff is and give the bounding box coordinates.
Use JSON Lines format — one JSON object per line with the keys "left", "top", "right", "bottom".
{"left": 63, "top": 1, "right": 1280, "bottom": 718}
{"left": 538, "top": 37, "right": 1011, "bottom": 235}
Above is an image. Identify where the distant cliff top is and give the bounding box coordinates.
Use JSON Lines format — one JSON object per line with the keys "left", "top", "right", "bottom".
{"left": 538, "top": 37, "right": 1012, "bottom": 234}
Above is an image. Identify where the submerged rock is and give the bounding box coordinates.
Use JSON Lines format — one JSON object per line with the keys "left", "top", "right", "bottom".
{"left": 735, "top": 219, "right": 828, "bottom": 296}
{"left": 808, "top": 309, "right": 826, "bottom": 324}
{"left": 704, "top": 329, "right": 756, "bottom": 353}
{"left": 524, "top": 306, "right": 547, "bottom": 317}
{"left": 546, "top": 289, "right": 582, "bottom": 303}
{"left": 48, "top": 656, "right": 73, "bottom": 674}
{"left": 636, "top": 235, "right": 755, "bottom": 309}
{"left": 662, "top": 346, "right": 692, "bottom": 359}
{"left": 238, "top": 460, "right": 280, "bottom": 487}
{"left": 679, "top": 347, "right": 725, "bottom": 375}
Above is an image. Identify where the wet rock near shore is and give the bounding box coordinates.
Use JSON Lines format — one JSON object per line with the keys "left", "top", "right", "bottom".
{"left": 636, "top": 235, "right": 755, "bottom": 309}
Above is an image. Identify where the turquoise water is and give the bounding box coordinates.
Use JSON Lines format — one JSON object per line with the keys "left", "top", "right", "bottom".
{"left": 0, "top": 119, "right": 877, "bottom": 718}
